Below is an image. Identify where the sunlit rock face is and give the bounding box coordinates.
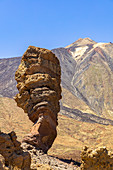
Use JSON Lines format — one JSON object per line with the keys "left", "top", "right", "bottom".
{"left": 15, "top": 46, "right": 61, "bottom": 153}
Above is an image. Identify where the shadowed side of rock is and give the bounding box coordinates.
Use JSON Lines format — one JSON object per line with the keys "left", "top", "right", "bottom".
{"left": 0, "top": 131, "right": 31, "bottom": 170}
{"left": 15, "top": 46, "right": 61, "bottom": 153}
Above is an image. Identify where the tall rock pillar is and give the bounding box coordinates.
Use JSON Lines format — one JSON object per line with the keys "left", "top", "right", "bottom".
{"left": 15, "top": 46, "right": 61, "bottom": 153}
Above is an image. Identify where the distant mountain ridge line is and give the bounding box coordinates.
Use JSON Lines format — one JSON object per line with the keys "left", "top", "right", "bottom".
{"left": 1, "top": 38, "right": 113, "bottom": 123}
{"left": 0, "top": 56, "right": 21, "bottom": 60}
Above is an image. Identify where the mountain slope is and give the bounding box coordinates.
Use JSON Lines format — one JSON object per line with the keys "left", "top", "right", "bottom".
{"left": 1, "top": 38, "right": 113, "bottom": 121}
{"left": 53, "top": 38, "right": 113, "bottom": 119}
{"left": 0, "top": 57, "right": 21, "bottom": 97}
{"left": 0, "top": 97, "right": 32, "bottom": 141}
{"left": 51, "top": 47, "right": 76, "bottom": 93}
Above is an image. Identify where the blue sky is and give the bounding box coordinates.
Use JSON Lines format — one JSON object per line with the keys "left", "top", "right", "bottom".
{"left": 0, "top": 0, "right": 113, "bottom": 58}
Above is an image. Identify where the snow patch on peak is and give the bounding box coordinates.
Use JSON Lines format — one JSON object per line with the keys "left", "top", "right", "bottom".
{"left": 71, "top": 46, "right": 88, "bottom": 60}
{"left": 93, "top": 43, "right": 107, "bottom": 48}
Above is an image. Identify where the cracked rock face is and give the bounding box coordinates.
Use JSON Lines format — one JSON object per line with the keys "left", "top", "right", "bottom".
{"left": 15, "top": 46, "right": 61, "bottom": 153}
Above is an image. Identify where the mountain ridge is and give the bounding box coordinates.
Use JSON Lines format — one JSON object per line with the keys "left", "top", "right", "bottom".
{"left": 52, "top": 38, "right": 113, "bottom": 120}
{"left": 1, "top": 38, "right": 113, "bottom": 122}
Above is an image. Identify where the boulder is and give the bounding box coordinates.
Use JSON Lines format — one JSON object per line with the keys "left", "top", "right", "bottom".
{"left": 81, "top": 146, "right": 113, "bottom": 170}
{"left": 0, "top": 131, "right": 31, "bottom": 169}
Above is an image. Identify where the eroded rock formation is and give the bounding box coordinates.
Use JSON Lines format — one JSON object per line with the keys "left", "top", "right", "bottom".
{"left": 15, "top": 46, "right": 61, "bottom": 153}
{"left": 0, "top": 131, "right": 31, "bottom": 169}
{"left": 81, "top": 146, "right": 113, "bottom": 170}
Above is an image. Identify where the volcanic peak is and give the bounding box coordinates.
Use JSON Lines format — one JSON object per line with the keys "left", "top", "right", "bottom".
{"left": 65, "top": 37, "right": 96, "bottom": 48}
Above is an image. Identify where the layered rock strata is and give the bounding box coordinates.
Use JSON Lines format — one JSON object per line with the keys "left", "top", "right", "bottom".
{"left": 81, "top": 146, "right": 113, "bottom": 170}
{"left": 15, "top": 46, "right": 61, "bottom": 153}
{"left": 0, "top": 131, "right": 31, "bottom": 169}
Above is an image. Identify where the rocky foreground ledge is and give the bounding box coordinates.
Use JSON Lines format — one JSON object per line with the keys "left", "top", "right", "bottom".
{"left": 0, "top": 131, "right": 30, "bottom": 170}
{"left": 22, "top": 142, "right": 80, "bottom": 170}
{"left": 0, "top": 131, "right": 113, "bottom": 169}
{"left": 0, "top": 131, "right": 79, "bottom": 169}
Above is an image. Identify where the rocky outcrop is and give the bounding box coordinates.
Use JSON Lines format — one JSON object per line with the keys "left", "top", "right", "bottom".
{"left": 22, "top": 142, "right": 79, "bottom": 170}
{"left": 15, "top": 46, "right": 61, "bottom": 153}
{"left": 81, "top": 146, "right": 113, "bottom": 170}
{"left": 0, "top": 131, "right": 31, "bottom": 169}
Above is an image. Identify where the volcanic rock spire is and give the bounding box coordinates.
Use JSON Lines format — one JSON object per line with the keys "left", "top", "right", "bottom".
{"left": 15, "top": 46, "right": 61, "bottom": 153}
